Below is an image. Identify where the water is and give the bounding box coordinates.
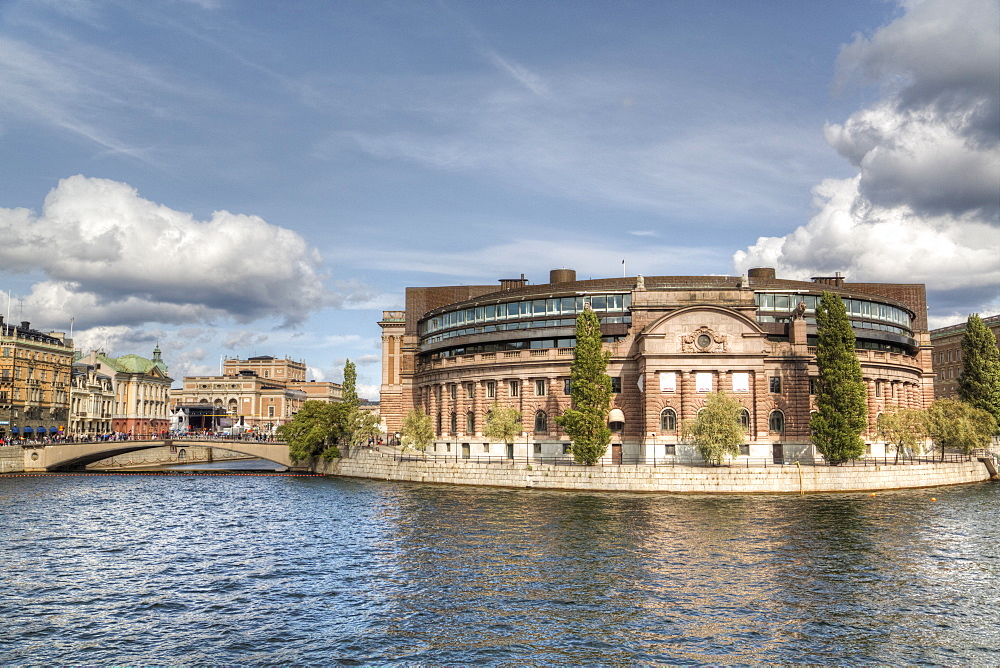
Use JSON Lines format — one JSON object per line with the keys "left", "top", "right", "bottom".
{"left": 1, "top": 470, "right": 998, "bottom": 666}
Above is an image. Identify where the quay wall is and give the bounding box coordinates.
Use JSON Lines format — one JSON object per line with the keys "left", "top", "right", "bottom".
{"left": 0, "top": 446, "right": 22, "bottom": 473}
{"left": 319, "top": 450, "right": 993, "bottom": 494}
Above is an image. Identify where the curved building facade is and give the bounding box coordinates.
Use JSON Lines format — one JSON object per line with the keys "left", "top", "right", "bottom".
{"left": 379, "top": 268, "right": 934, "bottom": 463}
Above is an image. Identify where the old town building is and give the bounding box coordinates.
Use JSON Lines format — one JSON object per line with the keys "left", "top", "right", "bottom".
{"left": 930, "top": 314, "right": 1000, "bottom": 399}
{"left": 171, "top": 356, "right": 342, "bottom": 433}
{"left": 75, "top": 347, "right": 173, "bottom": 437}
{"left": 380, "top": 268, "right": 935, "bottom": 463}
{"left": 69, "top": 362, "right": 115, "bottom": 437}
{"left": 0, "top": 317, "right": 74, "bottom": 440}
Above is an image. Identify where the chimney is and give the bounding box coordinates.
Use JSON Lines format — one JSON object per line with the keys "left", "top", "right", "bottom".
{"left": 499, "top": 273, "right": 528, "bottom": 290}
{"left": 549, "top": 268, "right": 577, "bottom": 284}
{"left": 811, "top": 271, "right": 845, "bottom": 288}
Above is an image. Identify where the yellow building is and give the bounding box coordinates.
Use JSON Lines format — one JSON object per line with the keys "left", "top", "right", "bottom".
{"left": 172, "top": 356, "right": 342, "bottom": 433}
{"left": 0, "top": 317, "right": 74, "bottom": 441}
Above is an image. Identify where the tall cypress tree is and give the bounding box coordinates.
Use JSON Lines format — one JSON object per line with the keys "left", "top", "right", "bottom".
{"left": 957, "top": 314, "right": 1000, "bottom": 427}
{"left": 810, "top": 291, "right": 868, "bottom": 464}
{"left": 555, "top": 306, "right": 612, "bottom": 465}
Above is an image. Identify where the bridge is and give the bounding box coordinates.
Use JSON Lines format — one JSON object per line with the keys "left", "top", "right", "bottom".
{"left": 20, "top": 438, "right": 302, "bottom": 472}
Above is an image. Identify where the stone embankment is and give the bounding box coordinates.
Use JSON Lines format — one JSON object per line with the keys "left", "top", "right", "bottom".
{"left": 317, "top": 448, "right": 995, "bottom": 494}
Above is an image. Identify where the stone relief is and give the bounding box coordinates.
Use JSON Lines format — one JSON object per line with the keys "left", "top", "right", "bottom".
{"left": 679, "top": 326, "right": 729, "bottom": 353}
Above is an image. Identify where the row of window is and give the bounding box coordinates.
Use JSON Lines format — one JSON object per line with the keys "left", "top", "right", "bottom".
{"left": 441, "top": 409, "right": 554, "bottom": 435}
{"left": 422, "top": 316, "right": 631, "bottom": 347}
{"left": 658, "top": 407, "right": 785, "bottom": 434}
{"left": 421, "top": 294, "right": 632, "bottom": 336}
{"left": 754, "top": 293, "right": 912, "bottom": 328}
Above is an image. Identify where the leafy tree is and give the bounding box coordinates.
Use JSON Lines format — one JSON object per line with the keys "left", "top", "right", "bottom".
{"left": 483, "top": 403, "right": 523, "bottom": 451}
{"left": 340, "top": 359, "right": 382, "bottom": 449}
{"left": 681, "top": 392, "right": 745, "bottom": 465}
{"left": 400, "top": 409, "right": 434, "bottom": 454}
{"left": 810, "top": 291, "right": 868, "bottom": 464}
{"left": 876, "top": 408, "right": 927, "bottom": 463}
{"left": 555, "top": 306, "right": 613, "bottom": 465}
{"left": 277, "top": 400, "right": 347, "bottom": 462}
{"left": 926, "top": 398, "right": 998, "bottom": 459}
{"left": 958, "top": 314, "right": 1000, "bottom": 428}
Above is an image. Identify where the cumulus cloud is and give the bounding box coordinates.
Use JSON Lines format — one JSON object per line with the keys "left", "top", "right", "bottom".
{"left": 734, "top": 0, "right": 1000, "bottom": 316}
{"left": 0, "top": 175, "right": 350, "bottom": 327}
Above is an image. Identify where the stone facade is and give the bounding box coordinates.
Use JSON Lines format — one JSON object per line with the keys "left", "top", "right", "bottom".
{"left": 380, "top": 268, "right": 935, "bottom": 464}
{"left": 0, "top": 317, "right": 73, "bottom": 441}
{"left": 930, "top": 314, "right": 1000, "bottom": 399}
{"left": 171, "top": 356, "right": 342, "bottom": 433}
{"left": 75, "top": 347, "right": 173, "bottom": 437}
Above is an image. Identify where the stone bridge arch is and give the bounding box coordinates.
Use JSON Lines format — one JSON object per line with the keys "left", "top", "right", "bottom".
{"left": 23, "top": 439, "right": 299, "bottom": 472}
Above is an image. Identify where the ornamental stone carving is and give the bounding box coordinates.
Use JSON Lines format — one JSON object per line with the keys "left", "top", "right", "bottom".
{"left": 679, "top": 326, "right": 729, "bottom": 353}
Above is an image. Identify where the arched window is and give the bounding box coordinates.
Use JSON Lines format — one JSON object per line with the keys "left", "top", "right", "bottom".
{"left": 466, "top": 411, "right": 476, "bottom": 434}
{"left": 660, "top": 408, "right": 677, "bottom": 432}
{"left": 769, "top": 410, "right": 785, "bottom": 434}
{"left": 534, "top": 410, "right": 548, "bottom": 434}
{"left": 740, "top": 408, "right": 751, "bottom": 433}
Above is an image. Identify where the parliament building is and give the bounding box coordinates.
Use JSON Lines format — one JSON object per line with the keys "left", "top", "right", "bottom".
{"left": 379, "top": 268, "right": 934, "bottom": 463}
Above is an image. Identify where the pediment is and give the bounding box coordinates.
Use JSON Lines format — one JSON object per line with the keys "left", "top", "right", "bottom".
{"left": 639, "top": 306, "right": 768, "bottom": 356}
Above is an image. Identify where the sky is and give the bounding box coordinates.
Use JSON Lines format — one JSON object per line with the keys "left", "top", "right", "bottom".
{"left": 1, "top": 0, "right": 997, "bottom": 399}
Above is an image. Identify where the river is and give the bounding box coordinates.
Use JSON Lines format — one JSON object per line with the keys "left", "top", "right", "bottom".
{"left": 1, "top": 467, "right": 997, "bottom": 665}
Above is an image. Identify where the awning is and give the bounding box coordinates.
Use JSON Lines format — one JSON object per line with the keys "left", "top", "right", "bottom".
{"left": 608, "top": 409, "right": 625, "bottom": 423}
{"left": 22, "top": 426, "right": 33, "bottom": 434}
{"left": 11, "top": 427, "right": 18, "bottom": 434}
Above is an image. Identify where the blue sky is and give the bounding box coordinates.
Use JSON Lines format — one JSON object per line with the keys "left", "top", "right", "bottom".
{"left": 1, "top": 0, "right": 997, "bottom": 398}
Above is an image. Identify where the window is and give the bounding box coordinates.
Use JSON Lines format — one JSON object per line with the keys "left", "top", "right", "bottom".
{"left": 450, "top": 412, "right": 458, "bottom": 434}
{"left": 875, "top": 381, "right": 882, "bottom": 397}
{"left": 732, "top": 372, "right": 749, "bottom": 393}
{"left": 739, "top": 444, "right": 750, "bottom": 456}
{"left": 450, "top": 384, "right": 457, "bottom": 401}
{"left": 696, "top": 372, "right": 713, "bottom": 393}
{"left": 610, "top": 377, "right": 622, "bottom": 393}
{"left": 740, "top": 408, "right": 751, "bottom": 433}
{"left": 535, "top": 379, "right": 546, "bottom": 396}
{"left": 509, "top": 380, "right": 519, "bottom": 397}
{"left": 563, "top": 379, "right": 572, "bottom": 395}
{"left": 534, "top": 410, "right": 548, "bottom": 434}
{"left": 268, "top": 406, "right": 274, "bottom": 417}
{"left": 769, "top": 377, "right": 781, "bottom": 394}
{"left": 486, "top": 381, "right": 496, "bottom": 398}
{"left": 769, "top": 410, "right": 785, "bottom": 434}
{"left": 563, "top": 443, "right": 572, "bottom": 454}
{"left": 466, "top": 383, "right": 475, "bottom": 399}
{"left": 660, "top": 408, "right": 677, "bottom": 432}
{"left": 466, "top": 411, "right": 475, "bottom": 434}
{"left": 809, "top": 378, "right": 817, "bottom": 395}
{"left": 660, "top": 371, "right": 676, "bottom": 393}
{"left": 483, "top": 443, "right": 490, "bottom": 453}
{"left": 533, "top": 443, "right": 542, "bottom": 454}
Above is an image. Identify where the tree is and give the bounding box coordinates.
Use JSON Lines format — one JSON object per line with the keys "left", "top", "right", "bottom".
{"left": 958, "top": 314, "right": 1000, "bottom": 428}
{"left": 340, "top": 359, "right": 382, "bottom": 450}
{"left": 926, "top": 398, "right": 998, "bottom": 460}
{"left": 400, "top": 409, "right": 434, "bottom": 454}
{"left": 555, "top": 306, "right": 613, "bottom": 465}
{"left": 277, "top": 400, "right": 347, "bottom": 462}
{"left": 876, "top": 408, "right": 927, "bottom": 463}
{"left": 810, "top": 291, "right": 868, "bottom": 464}
{"left": 483, "top": 403, "right": 522, "bottom": 452}
{"left": 682, "top": 392, "right": 745, "bottom": 465}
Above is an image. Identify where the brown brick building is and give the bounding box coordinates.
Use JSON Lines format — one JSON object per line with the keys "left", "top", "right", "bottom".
{"left": 930, "top": 314, "right": 1000, "bottom": 399}
{"left": 380, "top": 268, "right": 935, "bottom": 463}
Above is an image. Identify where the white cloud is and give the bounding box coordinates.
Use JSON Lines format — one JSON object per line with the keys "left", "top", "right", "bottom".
{"left": 734, "top": 0, "right": 1000, "bottom": 317}
{"left": 0, "top": 175, "right": 360, "bottom": 327}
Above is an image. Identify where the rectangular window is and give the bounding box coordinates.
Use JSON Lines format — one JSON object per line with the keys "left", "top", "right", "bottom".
{"left": 268, "top": 406, "right": 275, "bottom": 417}
{"left": 809, "top": 378, "right": 817, "bottom": 395}
{"left": 610, "top": 377, "right": 622, "bottom": 393}
{"left": 739, "top": 444, "right": 750, "bottom": 456}
{"left": 533, "top": 443, "right": 541, "bottom": 454}
{"left": 732, "top": 372, "right": 749, "bottom": 393}
{"left": 659, "top": 371, "right": 676, "bottom": 393}
{"left": 563, "top": 443, "right": 572, "bottom": 454}
{"left": 696, "top": 372, "right": 713, "bottom": 393}
{"left": 535, "top": 379, "right": 546, "bottom": 396}
{"left": 769, "top": 377, "right": 781, "bottom": 394}
{"left": 563, "top": 379, "right": 572, "bottom": 395}
{"left": 509, "top": 380, "right": 519, "bottom": 397}
{"left": 483, "top": 443, "right": 490, "bottom": 453}
{"left": 876, "top": 381, "right": 882, "bottom": 397}
{"left": 466, "top": 383, "right": 475, "bottom": 399}
{"left": 450, "top": 384, "right": 457, "bottom": 400}
{"left": 486, "top": 381, "right": 496, "bottom": 398}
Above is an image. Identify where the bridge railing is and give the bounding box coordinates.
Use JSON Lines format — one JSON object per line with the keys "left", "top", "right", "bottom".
{"left": 3, "top": 433, "right": 287, "bottom": 447}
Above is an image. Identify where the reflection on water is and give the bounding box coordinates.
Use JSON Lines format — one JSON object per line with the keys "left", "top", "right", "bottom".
{"left": 0, "top": 473, "right": 997, "bottom": 665}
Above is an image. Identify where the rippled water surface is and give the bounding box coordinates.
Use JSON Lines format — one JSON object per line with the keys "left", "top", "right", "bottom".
{"left": 1, "top": 471, "right": 998, "bottom": 666}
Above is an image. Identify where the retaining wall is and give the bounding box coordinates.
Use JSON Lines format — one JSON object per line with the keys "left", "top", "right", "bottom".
{"left": 318, "top": 450, "right": 993, "bottom": 493}
{"left": 0, "top": 446, "right": 23, "bottom": 473}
